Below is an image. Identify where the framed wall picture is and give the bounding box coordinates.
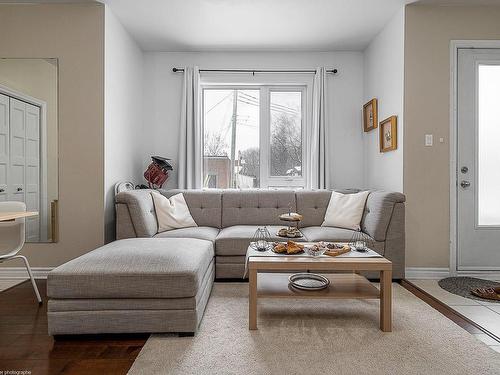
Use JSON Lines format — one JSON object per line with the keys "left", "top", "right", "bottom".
{"left": 379, "top": 115, "right": 397, "bottom": 152}
{"left": 363, "top": 98, "right": 378, "bottom": 132}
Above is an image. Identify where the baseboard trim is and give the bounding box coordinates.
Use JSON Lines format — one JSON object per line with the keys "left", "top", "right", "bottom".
{"left": 405, "top": 267, "right": 450, "bottom": 279}
{"left": 0, "top": 267, "right": 52, "bottom": 279}
{"left": 455, "top": 270, "right": 500, "bottom": 280}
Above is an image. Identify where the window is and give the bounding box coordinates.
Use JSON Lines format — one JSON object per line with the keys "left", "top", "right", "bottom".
{"left": 202, "top": 86, "right": 305, "bottom": 189}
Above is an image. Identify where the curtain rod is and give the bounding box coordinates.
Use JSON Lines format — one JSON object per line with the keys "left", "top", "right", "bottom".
{"left": 172, "top": 67, "right": 338, "bottom": 74}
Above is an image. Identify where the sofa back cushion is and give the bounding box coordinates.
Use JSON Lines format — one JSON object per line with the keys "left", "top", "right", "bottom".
{"left": 221, "top": 190, "right": 296, "bottom": 227}
{"left": 161, "top": 189, "right": 222, "bottom": 229}
{"left": 295, "top": 190, "right": 331, "bottom": 227}
{"left": 361, "top": 191, "right": 405, "bottom": 241}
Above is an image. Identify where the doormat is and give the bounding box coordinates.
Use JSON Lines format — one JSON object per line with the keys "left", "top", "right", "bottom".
{"left": 438, "top": 277, "right": 500, "bottom": 303}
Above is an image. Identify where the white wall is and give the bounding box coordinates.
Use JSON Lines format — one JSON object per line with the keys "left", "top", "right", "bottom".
{"left": 143, "top": 51, "right": 364, "bottom": 190}
{"left": 104, "top": 6, "right": 144, "bottom": 242}
{"left": 363, "top": 8, "right": 404, "bottom": 192}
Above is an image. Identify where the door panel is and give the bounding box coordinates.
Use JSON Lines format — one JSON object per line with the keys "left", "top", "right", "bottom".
{"left": 0, "top": 94, "right": 8, "bottom": 200}
{"left": 25, "top": 104, "right": 40, "bottom": 241}
{"left": 9, "top": 98, "right": 25, "bottom": 203}
{"left": 457, "top": 48, "right": 500, "bottom": 271}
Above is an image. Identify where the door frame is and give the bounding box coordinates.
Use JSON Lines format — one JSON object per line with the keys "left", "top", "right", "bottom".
{"left": 449, "top": 40, "right": 500, "bottom": 279}
{"left": 0, "top": 83, "right": 48, "bottom": 242}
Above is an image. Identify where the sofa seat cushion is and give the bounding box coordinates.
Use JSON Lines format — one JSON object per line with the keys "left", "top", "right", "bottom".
{"left": 47, "top": 238, "right": 214, "bottom": 299}
{"left": 154, "top": 226, "right": 219, "bottom": 242}
{"left": 301, "top": 226, "right": 357, "bottom": 242}
{"left": 215, "top": 225, "right": 306, "bottom": 256}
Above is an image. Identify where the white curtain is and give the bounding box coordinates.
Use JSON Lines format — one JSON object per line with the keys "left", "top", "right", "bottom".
{"left": 178, "top": 66, "right": 202, "bottom": 189}
{"left": 308, "top": 67, "right": 329, "bottom": 189}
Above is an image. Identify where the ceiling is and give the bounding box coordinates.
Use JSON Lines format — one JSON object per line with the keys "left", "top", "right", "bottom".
{"left": 102, "top": 0, "right": 414, "bottom": 52}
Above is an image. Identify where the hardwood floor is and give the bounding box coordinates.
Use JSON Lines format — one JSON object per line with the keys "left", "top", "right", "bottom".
{"left": 0, "top": 279, "right": 496, "bottom": 374}
{"left": 0, "top": 280, "right": 148, "bottom": 375}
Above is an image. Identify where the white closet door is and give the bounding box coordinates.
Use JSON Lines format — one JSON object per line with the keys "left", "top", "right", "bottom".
{"left": 0, "top": 94, "right": 8, "bottom": 202}
{"left": 25, "top": 103, "right": 40, "bottom": 241}
{"left": 9, "top": 98, "right": 25, "bottom": 203}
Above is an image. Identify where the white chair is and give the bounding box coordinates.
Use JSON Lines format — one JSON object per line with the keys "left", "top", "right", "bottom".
{"left": 0, "top": 201, "right": 42, "bottom": 304}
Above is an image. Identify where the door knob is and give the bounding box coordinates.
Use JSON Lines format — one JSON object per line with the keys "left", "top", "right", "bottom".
{"left": 460, "top": 180, "right": 471, "bottom": 188}
{"left": 17, "top": 187, "right": 22, "bottom": 192}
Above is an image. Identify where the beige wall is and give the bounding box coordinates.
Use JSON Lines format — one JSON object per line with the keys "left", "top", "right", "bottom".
{"left": 404, "top": 5, "right": 500, "bottom": 267}
{"left": 0, "top": 3, "right": 104, "bottom": 267}
{"left": 0, "top": 58, "right": 58, "bottom": 241}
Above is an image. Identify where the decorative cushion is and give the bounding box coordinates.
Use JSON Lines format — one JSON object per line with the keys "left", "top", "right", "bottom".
{"left": 152, "top": 192, "right": 197, "bottom": 232}
{"left": 321, "top": 191, "right": 370, "bottom": 230}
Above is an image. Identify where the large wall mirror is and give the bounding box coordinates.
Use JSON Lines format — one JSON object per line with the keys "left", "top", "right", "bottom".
{"left": 0, "top": 58, "right": 58, "bottom": 243}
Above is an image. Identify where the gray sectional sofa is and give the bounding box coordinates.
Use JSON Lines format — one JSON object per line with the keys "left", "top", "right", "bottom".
{"left": 47, "top": 189, "right": 405, "bottom": 335}
{"left": 115, "top": 189, "right": 406, "bottom": 279}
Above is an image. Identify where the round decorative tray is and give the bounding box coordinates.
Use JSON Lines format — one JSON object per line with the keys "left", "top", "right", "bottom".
{"left": 279, "top": 212, "right": 303, "bottom": 222}
{"left": 276, "top": 232, "right": 303, "bottom": 239}
{"left": 288, "top": 273, "right": 330, "bottom": 291}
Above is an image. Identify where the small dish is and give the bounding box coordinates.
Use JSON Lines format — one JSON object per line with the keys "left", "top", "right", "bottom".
{"left": 304, "top": 244, "right": 326, "bottom": 257}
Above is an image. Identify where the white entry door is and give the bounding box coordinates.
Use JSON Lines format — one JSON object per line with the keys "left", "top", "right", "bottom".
{"left": 457, "top": 48, "right": 500, "bottom": 271}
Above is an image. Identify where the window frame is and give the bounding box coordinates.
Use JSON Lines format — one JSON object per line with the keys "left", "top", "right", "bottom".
{"left": 201, "top": 82, "right": 310, "bottom": 189}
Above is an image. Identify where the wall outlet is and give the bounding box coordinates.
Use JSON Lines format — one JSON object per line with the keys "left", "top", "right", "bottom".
{"left": 425, "top": 134, "right": 433, "bottom": 146}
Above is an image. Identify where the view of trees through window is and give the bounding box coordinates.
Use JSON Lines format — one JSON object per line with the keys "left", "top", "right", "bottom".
{"left": 203, "top": 88, "right": 303, "bottom": 189}
{"left": 270, "top": 91, "right": 302, "bottom": 177}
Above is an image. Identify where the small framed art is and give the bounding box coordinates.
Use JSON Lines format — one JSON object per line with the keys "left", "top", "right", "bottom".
{"left": 379, "top": 115, "right": 397, "bottom": 152}
{"left": 363, "top": 98, "right": 377, "bottom": 132}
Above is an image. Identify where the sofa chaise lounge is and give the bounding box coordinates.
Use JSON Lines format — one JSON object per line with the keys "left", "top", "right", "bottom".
{"left": 47, "top": 189, "right": 405, "bottom": 335}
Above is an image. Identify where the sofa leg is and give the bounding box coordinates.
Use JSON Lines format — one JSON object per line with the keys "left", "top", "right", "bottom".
{"left": 178, "top": 332, "right": 195, "bottom": 337}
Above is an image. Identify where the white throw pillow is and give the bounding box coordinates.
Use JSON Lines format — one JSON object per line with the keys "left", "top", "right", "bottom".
{"left": 151, "top": 192, "right": 197, "bottom": 233}
{"left": 321, "top": 191, "right": 370, "bottom": 230}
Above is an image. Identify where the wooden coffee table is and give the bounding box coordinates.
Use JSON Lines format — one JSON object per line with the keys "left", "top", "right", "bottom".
{"left": 247, "top": 254, "right": 392, "bottom": 332}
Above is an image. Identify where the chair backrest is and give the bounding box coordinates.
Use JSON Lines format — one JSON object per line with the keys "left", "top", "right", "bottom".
{"left": 0, "top": 201, "right": 26, "bottom": 260}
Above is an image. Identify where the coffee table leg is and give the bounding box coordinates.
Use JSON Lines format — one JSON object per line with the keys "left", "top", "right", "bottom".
{"left": 380, "top": 269, "right": 392, "bottom": 332}
{"left": 249, "top": 268, "right": 257, "bottom": 330}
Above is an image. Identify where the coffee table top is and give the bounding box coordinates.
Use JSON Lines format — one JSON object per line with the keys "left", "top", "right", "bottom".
{"left": 246, "top": 244, "right": 392, "bottom": 272}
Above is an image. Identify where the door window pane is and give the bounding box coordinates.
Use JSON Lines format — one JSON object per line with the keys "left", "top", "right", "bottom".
{"left": 203, "top": 89, "right": 260, "bottom": 188}
{"left": 269, "top": 91, "right": 302, "bottom": 177}
{"left": 478, "top": 65, "right": 500, "bottom": 225}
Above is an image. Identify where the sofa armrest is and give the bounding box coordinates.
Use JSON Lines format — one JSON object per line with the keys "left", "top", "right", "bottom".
{"left": 383, "top": 202, "right": 405, "bottom": 279}
{"left": 115, "top": 189, "right": 158, "bottom": 238}
{"left": 361, "top": 191, "right": 405, "bottom": 242}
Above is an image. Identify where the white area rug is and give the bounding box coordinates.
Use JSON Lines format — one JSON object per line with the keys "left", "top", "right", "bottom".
{"left": 129, "top": 283, "right": 500, "bottom": 375}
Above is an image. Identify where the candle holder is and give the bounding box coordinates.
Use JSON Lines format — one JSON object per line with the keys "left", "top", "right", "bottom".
{"left": 250, "top": 226, "right": 272, "bottom": 252}
{"left": 348, "top": 230, "right": 375, "bottom": 252}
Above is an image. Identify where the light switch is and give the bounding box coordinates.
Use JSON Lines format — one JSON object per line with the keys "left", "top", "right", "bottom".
{"left": 439, "top": 137, "right": 444, "bottom": 143}
{"left": 425, "top": 134, "right": 433, "bottom": 147}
